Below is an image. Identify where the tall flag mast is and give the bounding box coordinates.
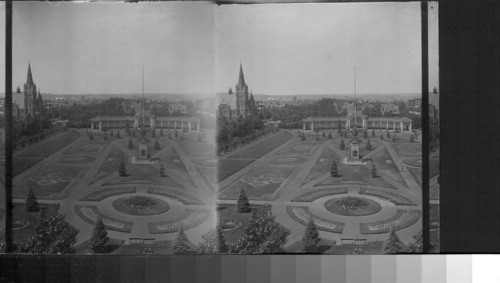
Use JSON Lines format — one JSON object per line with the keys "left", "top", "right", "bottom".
{"left": 354, "top": 65, "right": 356, "bottom": 128}
{"left": 142, "top": 66, "right": 145, "bottom": 130}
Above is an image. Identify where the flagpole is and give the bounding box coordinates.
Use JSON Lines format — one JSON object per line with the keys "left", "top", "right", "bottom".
{"left": 142, "top": 66, "right": 145, "bottom": 130}
{"left": 354, "top": 65, "right": 356, "bottom": 128}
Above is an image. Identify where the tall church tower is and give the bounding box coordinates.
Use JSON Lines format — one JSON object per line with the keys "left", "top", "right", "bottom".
{"left": 235, "top": 64, "right": 249, "bottom": 118}
{"left": 23, "top": 63, "right": 37, "bottom": 117}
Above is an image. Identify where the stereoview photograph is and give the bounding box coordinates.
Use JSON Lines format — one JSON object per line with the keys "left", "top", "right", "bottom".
{"left": 0, "top": 1, "right": 437, "bottom": 255}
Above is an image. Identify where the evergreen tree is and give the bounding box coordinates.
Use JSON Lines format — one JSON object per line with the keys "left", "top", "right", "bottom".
{"left": 160, "top": 129, "right": 164, "bottom": 136}
{"left": 315, "top": 133, "right": 319, "bottom": 142}
{"left": 175, "top": 130, "right": 178, "bottom": 138}
{"left": 237, "top": 188, "right": 251, "bottom": 213}
{"left": 172, "top": 227, "right": 192, "bottom": 254}
{"left": 340, "top": 138, "right": 345, "bottom": 150}
{"left": 232, "top": 206, "right": 290, "bottom": 254}
{"left": 372, "top": 128, "right": 375, "bottom": 137}
{"left": 116, "top": 130, "right": 121, "bottom": 138}
{"left": 104, "top": 132, "right": 107, "bottom": 140}
{"left": 302, "top": 217, "right": 321, "bottom": 253}
{"left": 119, "top": 159, "right": 127, "bottom": 177}
{"left": 328, "top": 131, "right": 332, "bottom": 139}
{"left": 25, "top": 187, "right": 40, "bottom": 212}
{"left": 198, "top": 226, "right": 229, "bottom": 254}
{"left": 407, "top": 230, "right": 423, "bottom": 253}
{"left": 154, "top": 139, "right": 160, "bottom": 150}
{"left": 383, "top": 228, "right": 405, "bottom": 254}
{"left": 301, "top": 134, "right": 305, "bottom": 141}
{"left": 343, "top": 131, "right": 348, "bottom": 138}
{"left": 380, "top": 133, "right": 383, "bottom": 140}
{"left": 410, "top": 135, "right": 414, "bottom": 142}
{"left": 330, "top": 159, "right": 339, "bottom": 177}
{"left": 392, "top": 134, "right": 396, "bottom": 142}
{"left": 128, "top": 137, "right": 134, "bottom": 149}
{"left": 371, "top": 164, "right": 378, "bottom": 178}
{"left": 90, "top": 132, "right": 94, "bottom": 140}
{"left": 152, "top": 129, "right": 156, "bottom": 138}
{"left": 322, "top": 130, "right": 326, "bottom": 137}
{"left": 363, "top": 130, "right": 368, "bottom": 138}
{"left": 159, "top": 163, "right": 166, "bottom": 177}
{"left": 366, "top": 139, "right": 372, "bottom": 151}
{"left": 110, "top": 130, "right": 114, "bottom": 136}
{"left": 386, "top": 130, "right": 390, "bottom": 138}
{"left": 20, "top": 211, "right": 79, "bottom": 254}
{"left": 90, "top": 217, "right": 109, "bottom": 253}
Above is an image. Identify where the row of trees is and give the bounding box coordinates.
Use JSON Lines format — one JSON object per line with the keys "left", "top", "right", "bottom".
{"left": 216, "top": 115, "right": 264, "bottom": 144}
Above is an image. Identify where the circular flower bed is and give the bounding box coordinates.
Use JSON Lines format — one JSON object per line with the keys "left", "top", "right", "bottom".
{"left": 113, "top": 196, "right": 170, "bottom": 216}
{"left": 268, "top": 156, "right": 308, "bottom": 165}
{"left": 324, "top": 196, "right": 382, "bottom": 216}
{"left": 219, "top": 219, "right": 241, "bottom": 231}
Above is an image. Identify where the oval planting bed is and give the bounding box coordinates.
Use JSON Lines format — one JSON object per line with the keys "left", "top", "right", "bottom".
{"left": 324, "top": 196, "right": 382, "bottom": 216}
{"left": 57, "top": 155, "right": 96, "bottom": 164}
{"left": 286, "top": 206, "right": 345, "bottom": 233}
{"left": 113, "top": 196, "right": 170, "bottom": 216}
{"left": 360, "top": 209, "right": 421, "bottom": 234}
{"left": 148, "top": 209, "right": 210, "bottom": 234}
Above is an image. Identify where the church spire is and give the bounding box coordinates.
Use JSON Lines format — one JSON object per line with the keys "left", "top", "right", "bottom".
{"left": 26, "top": 62, "right": 34, "bottom": 86}
{"left": 238, "top": 63, "right": 245, "bottom": 86}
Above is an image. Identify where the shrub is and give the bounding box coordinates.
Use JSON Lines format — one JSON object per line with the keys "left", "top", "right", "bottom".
{"left": 410, "top": 135, "right": 414, "bottom": 142}
{"left": 90, "top": 132, "right": 94, "bottom": 140}
{"left": 328, "top": 131, "right": 332, "bottom": 139}
{"left": 116, "top": 130, "right": 121, "bottom": 138}
{"left": 128, "top": 138, "right": 134, "bottom": 149}
{"left": 383, "top": 228, "right": 404, "bottom": 254}
{"left": 340, "top": 138, "right": 345, "bottom": 150}
{"left": 159, "top": 163, "right": 166, "bottom": 177}
{"left": 363, "top": 130, "right": 368, "bottom": 138}
{"left": 237, "top": 188, "right": 251, "bottom": 213}
{"left": 154, "top": 139, "right": 160, "bottom": 150}
{"left": 172, "top": 227, "right": 193, "bottom": 255}
{"left": 330, "top": 159, "right": 339, "bottom": 177}
{"left": 302, "top": 217, "right": 321, "bottom": 253}
{"left": 372, "top": 128, "right": 375, "bottom": 137}
{"left": 366, "top": 139, "right": 372, "bottom": 151}
{"left": 371, "top": 164, "right": 378, "bottom": 178}
{"left": 119, "top": 159, "right": 127, "bottom": 177}
{"left": 25, "top": 187, "right": 39, "bottom": 212}
{"left": 322, "top": 130, "right": 326, "bottom": 137}
{"left": 90, "top": 217, "right": 109, "bottom": 253}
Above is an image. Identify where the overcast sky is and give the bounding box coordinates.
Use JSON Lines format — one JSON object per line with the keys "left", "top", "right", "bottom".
{"left": 6, "top": 2, "right": 436, "bottom": 96}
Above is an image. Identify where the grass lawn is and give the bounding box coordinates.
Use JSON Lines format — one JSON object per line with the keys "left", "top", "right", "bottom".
{"left": 12, "top": 203, "right": 60, "bottom": 244}
{"left": 13, "top": 157, "right": 43, "bottom": 177}
{"left": 315, "top": 163, "right": 398, "bottom": 190}
{"left": 286, "top": 239, "right": 337, "bottom": 254}
{"left": 275, "top": 140, "right": 319, "bottom": 156}
{"left": 156, "top": 145, "right": 194, "bottom": 186}
{"left": 115, "top": 136, "right": 172, "bottom": 157}
{"left": 90, "top": 146, "right": 128, "bottom": 184}
{"left": 80, "top": 187, "right": 136, "bottom": 201}
{"left": 104, "top": 163, "right": 184, "bottom": 188}
{"left": 217, "top": 159, "right": 255, "bottom": 183}
{"left": 17, "top": 130, "right": 81, "bottom": 158}
{"left": 371, "top": 147, "right": 408, "bottom": 188}
{"left": 179, "top": 141, "right": 215, "bottom": 157}
{"left": 391, "top": 143, "right": 421, "bottom": 158}
{"left": 407, "top": 166, "right": 425, "bottom": 192}
{"left": 147, "top": 187, "right": 204, "bottom": 205}
{"left": 302, "top": 146, "right": 340, "bottom": 185}
{"left": 229, "top": 132, "right": 292, "bottom": 159}
{"left": 15, "top": 164, "right": 83, "bottom": 199}
{"left": 430, "top": 182, "right": 439, "bottom": 200}
{"left": 64, "top": 140, "right": 106, "bottom": 155}
{"left": 195, "top": 166, "right": 216, "bottom": 187}
{"left": 291, "top": 187, "right": 349, "bottom": 202}
{"left": 218, "top": 165, "right": 295, "bottom": 200}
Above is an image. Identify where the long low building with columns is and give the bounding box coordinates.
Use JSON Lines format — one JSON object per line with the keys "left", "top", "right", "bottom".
{"left": 90, "top": 115, "right": 200, "bottom": 131}
{"left": 302, "top": 114, "right": 412, "bottom": 132}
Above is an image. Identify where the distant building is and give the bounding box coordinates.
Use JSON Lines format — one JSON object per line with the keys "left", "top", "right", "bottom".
{"left": 407, "top": 98, "right": 421, "bottom": 108}
{"left": 168, "top": 103, "right": 188, "bottom": 115}
{"left": 216, "top": 64, "right": 255, "bottom": 119}
{"left": 12, "top": 63, "right": 45, "bottom": 119}
{"left": 302, "top": 115, "right": 412, "bottom": 132}
{"left": 381, "top": 103, "right": 400, "bottom": 115}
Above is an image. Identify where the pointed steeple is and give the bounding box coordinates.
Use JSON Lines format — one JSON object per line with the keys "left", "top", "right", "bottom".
{"left": 238, "top": 63, "right": 245, "bottom": 86}
{"left": 26, "top": 62, "right": 34, "bottom": 86}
